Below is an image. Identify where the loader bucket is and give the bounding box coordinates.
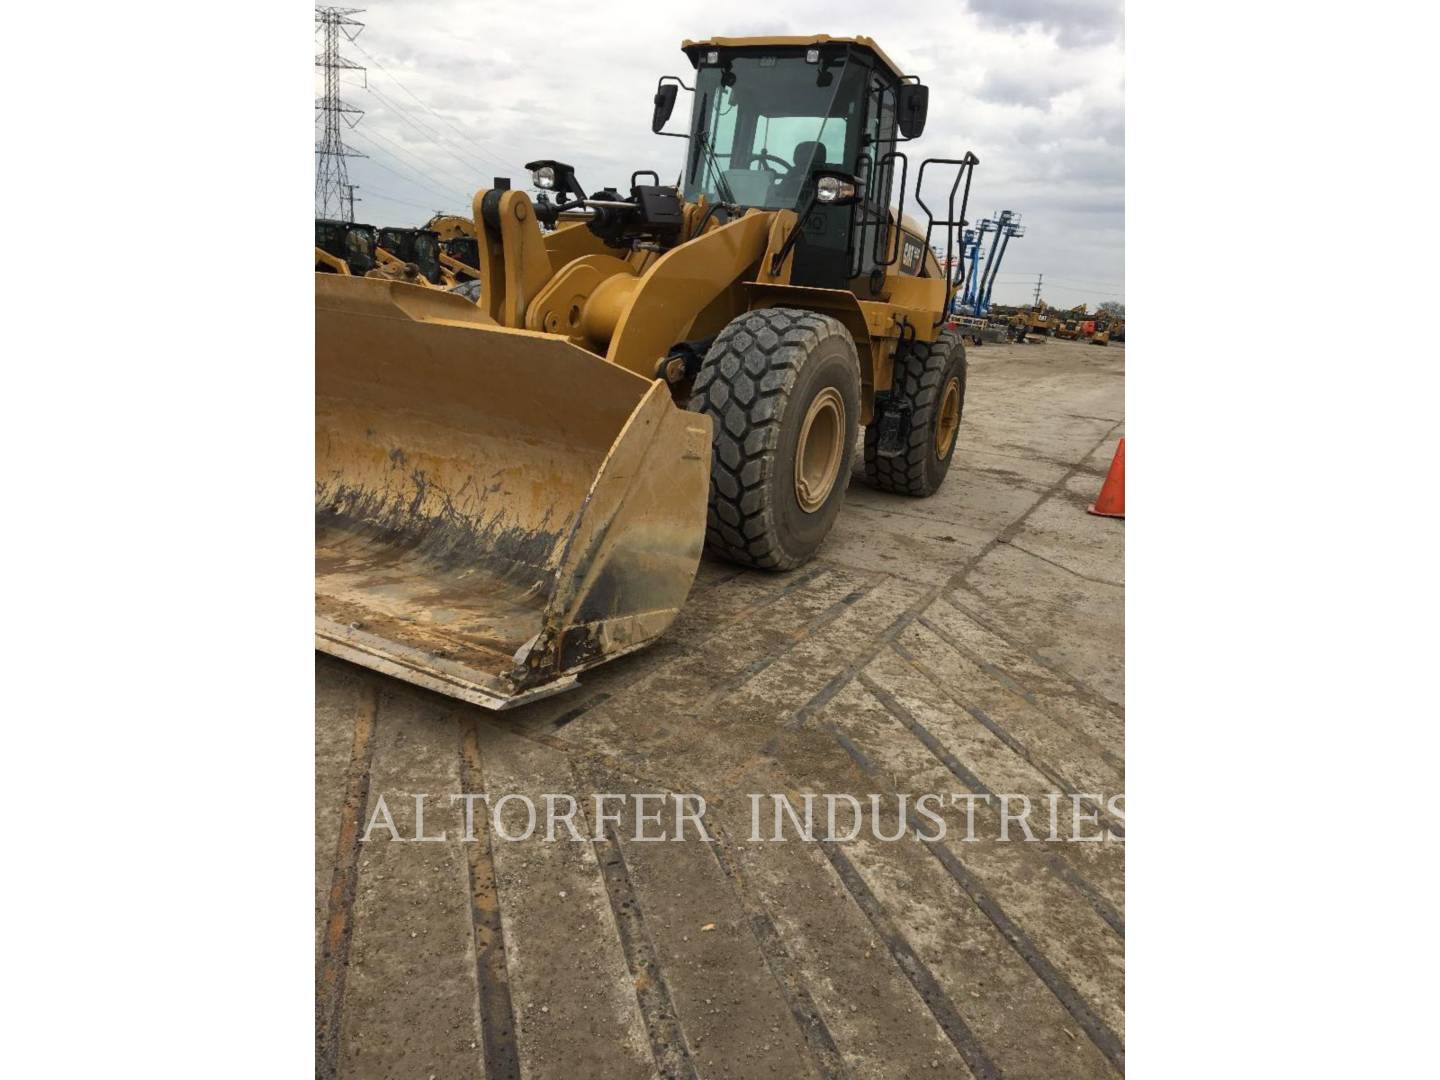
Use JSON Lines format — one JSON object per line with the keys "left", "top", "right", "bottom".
{"left": 315, "top": 274, "right": 712, "bottom": 709}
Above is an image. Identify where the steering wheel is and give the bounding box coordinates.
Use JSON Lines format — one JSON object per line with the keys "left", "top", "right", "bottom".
{"left": 750, "top": 151, "right": 793, "bottom": 175}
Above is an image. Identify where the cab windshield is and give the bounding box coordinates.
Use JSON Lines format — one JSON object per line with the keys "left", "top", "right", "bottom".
{"left": 684, "top": 53, "right": 865, "bottom": 209}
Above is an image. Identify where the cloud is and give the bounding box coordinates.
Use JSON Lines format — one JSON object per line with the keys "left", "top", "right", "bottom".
{"left": 975, "top": 69, "right": 1086, "bottom": 109}
{"left": 322, "top": 0, "right": 1124, "bottom": 309}
{"left": 966, "top": 0, "right": 1125, "bottom": 47}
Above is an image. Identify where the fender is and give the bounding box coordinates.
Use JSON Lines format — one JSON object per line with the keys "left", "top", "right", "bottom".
{"left": 742, "top": 281, "right": 890, "bottom": 422}
{"left": 605, "top": 212, "right": 774, "bottom": 378}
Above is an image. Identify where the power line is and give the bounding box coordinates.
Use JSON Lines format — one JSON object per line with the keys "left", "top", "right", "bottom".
{"left": 1051, "top": 275, "right": 1124, "bottom": 289}
{"left": 350, "top": 122, "right": 476, "bottom": 200}
{"left": 993, "top": 274, "right": 1125, "bottom": 298}
{"left": 1039, "top": 282, "right": 1125, "bottom": 298}
{"left": 359, "top": 185, "right": 456, "bottom": 214}
{"left": 1048, "top": 283, "right": 1123, "bottom": 296}
{"left": 996, "top": 274, "right": 1125, "bottom": 289}
{"left": 314, "top": 6, "right": 366, "bottom": 221}
{"left": 1005, "top": 282, "right": 1125, "bottom": 299}
{"left": 358, "top": 83, "right": 498, "bottom": 192}
{"left": 347, "top": 131, "right": 469, "bottom": 205}
{"left": 346, "top": 38, "right": 526, "bottom": 176}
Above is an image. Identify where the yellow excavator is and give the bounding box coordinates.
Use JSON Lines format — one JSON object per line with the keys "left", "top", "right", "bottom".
{"left": 317, "top": 34, "right": 980, "bottom": 708}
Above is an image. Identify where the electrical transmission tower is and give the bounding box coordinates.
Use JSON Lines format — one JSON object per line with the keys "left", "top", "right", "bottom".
{"left": 315, "top": 6, "right": 367, "bottom": 222}
{"left": 1032, "top": 273, "right": 1044, "bottom": 308}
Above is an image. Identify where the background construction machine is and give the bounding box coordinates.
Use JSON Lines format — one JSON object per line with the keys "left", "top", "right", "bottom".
{"left": 372, "top": 226, "right": 447, "bottom": 285}
{"left": 425, "top": 212, "right": 484, "bottom": 288}
{"left": 1018, "top": 304, "right": 1060, "bottom": 337}
{"left": 316, "top": 218, "right": 460, "bottom": 288}
{"left": 1054, "top": 304, "right": 1087, "bottom": 340}
{"left": 315, "top": 218, "right": 378, "bottom": 275}
{"left": 316, "top": 34, "right": 981, "bottom": 708}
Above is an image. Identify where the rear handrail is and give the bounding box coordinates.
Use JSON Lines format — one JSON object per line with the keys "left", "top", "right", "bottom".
{"left": 915, "top": 153, "right": 980, "bottom": 327}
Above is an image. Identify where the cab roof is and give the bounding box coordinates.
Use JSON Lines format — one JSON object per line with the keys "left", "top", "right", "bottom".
{"left": 680, "top": 35, "right": 908, "bottom": 83}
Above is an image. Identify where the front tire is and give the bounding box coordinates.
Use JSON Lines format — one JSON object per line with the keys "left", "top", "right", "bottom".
{"left": 863, "top": 329, "right": 967, "bottom": 496}
{"left": 688, "top": 308, "right": 861, "bottom": 570}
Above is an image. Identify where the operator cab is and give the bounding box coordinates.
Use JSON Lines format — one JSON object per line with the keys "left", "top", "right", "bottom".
{"left": 315, "top": 219, "right": 378, "bottom": 276}
{"left": 674, "top": 35, "right": 932, "bottom": 292}
{"left": 442, "top": 235, "right": 480, "bottom": 272}
{"left": 377, "top": 227, "right": 443, "bottom": 285}
{"left": 525, "top": 36, "right": 972, "bottom": 308}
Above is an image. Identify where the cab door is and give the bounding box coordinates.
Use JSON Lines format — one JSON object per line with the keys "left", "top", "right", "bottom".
{"left": 851, "top": 70, "right": 901, "bottom": 295}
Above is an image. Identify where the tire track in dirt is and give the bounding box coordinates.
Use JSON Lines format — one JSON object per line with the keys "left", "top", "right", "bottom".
{"left": 855, "top": 670, "right": 1123, "bottom": 938}
{"left": 817, "top": 837, "right": 996, "bottom": 1080}
{"left": 889, "top": 633, "right": 1125, "bottom": 839}
{"left": 592, "top": 823, "right": 699, "bottom": 1079}
{"left": 517, "top": 564, "right": 832, "bottom": 735}
{"left": 790, "top": 422, "right": 1123, "bottom": 729}
{"left": 828, "top": 726, "right": 1126, "bottom": 1074}
{"left": 460, "top": 724, "right": 521, "bottom": 1080}
{"left": 316, "top": 683, "right": 378, "bottom": 1080}
{"left": 704, "top": 820, "right": 850, "bottom": 1080}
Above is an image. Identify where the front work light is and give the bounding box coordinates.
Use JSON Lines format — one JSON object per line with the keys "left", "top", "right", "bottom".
{"left": 816, "top": 175, "right": 857, "bottom": 204}
{"left": 532, "top": 165, "right": 556, "bottom": 189}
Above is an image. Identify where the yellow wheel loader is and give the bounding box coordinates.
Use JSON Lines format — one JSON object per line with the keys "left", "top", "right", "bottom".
{"left": 315, "top": 219, "right": 378, "bottom": 276}
{"left": 425, "top": 213, "right": 485, "bottom": 290}
{"left": 371, "top": 226, "right": 451, "bottom": 287}
{"left": 316, "top": 34, "right": 981, "bottom": 708}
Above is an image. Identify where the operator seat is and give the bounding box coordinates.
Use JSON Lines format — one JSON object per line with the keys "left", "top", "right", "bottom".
{"left": 777, "top": 140, "right": 829, "bottom": 206}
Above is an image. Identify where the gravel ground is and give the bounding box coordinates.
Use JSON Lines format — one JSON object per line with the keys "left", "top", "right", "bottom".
{"left": 317, "top": 335, "right": 1126, "bottom": 1079}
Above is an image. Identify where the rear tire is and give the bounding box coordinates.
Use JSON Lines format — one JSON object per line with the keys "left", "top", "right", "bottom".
{"left": 863, "top": 329, "right": 966, "bottom": 496}
{"left": 688, "top": 308, "right": 861, "bottom": 570}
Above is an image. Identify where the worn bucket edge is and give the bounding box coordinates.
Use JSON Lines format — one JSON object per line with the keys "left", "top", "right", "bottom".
{"left": 316, "top": 620, "right": 579, "bottom": 710}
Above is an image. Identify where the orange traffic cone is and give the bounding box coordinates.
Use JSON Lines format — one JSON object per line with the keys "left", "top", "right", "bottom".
{"left": 1087, "top": 438, "right": 1124, "bottom": 518}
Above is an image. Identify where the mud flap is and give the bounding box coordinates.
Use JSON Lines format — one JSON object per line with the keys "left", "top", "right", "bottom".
{"left": 872, "top": 399, "right": 912, "bottom": 458}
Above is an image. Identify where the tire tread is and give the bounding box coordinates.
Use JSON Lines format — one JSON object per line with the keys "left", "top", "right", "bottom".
{"left": 863, "top": 329, "right": 966, "bottom": 496}
{"left": 689, "top": 308, "right": 856, "bottom": 569}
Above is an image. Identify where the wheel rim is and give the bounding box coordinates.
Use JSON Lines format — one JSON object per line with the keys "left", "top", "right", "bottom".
{"left": 795, "top": 387, "right": 845, "bottom": 513}
{"left": 935, "top": 377, "right": 961, "bottom": 459}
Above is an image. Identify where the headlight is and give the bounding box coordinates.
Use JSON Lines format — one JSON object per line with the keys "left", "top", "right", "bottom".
{"left": 816, "top": 176, "right": 855, "bottom": 204}
{"left": 532, "top": 165, "right": 556, "bottom": 190}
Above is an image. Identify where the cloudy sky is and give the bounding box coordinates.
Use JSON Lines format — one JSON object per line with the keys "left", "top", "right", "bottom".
{"left": 318, "top": 0, "right": 1123, "bottom": 310}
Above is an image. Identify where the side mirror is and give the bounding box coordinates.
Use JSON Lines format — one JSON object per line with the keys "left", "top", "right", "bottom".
{"left": 652, "top": 83, "right": 678, "bottom": 133}
{"left": 897, "top": 83, "right": 929, "bottom": 139}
